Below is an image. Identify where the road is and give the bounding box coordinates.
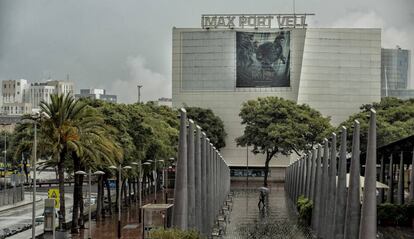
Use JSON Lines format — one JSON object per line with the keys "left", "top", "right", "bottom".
{"left": 0, "top": 191, "right": 73, "bottom": 238}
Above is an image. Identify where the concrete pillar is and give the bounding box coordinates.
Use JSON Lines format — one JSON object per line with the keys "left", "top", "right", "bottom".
{"left": 359, "top": 109, "right": 377, "bottom": 239}
{"left": 327, "top": 135, "right": 338, "bottom": 239}
{"left": 172, "top": 108, "right": 188, "bottom": 230}
{"left": 379, "top": 156, "right": 385, "bottom": 203}
{"left": 334, "top": 126, "right": 347, "bottom": 239}
{"left": 194, "top": 126, "right": 202, "bottom": 232}
{"left": 410, "top": 149, "right": 414, "bottom": 201}
{"left": 310, "top": 148, "right": 317, "bottom": 202}
{"left": 320, "top": 139, "right": 329, "bottom": 238}
{"left": 201, "top": 133, "right": 207, "bottom": 235}
{"left": 387, "top": 155, "right": 394, "bottom": 203}
{"left": 187, "top": 120, "right": 196, "bottom": 229}
{"left": 344, "top": 120, "right": 361, "bottom": 239}
{"left": 312, "top": 144, "right": 322, "bottom": 235}
{"left": 397, "top": 151, "right": 405, "bottom": 205}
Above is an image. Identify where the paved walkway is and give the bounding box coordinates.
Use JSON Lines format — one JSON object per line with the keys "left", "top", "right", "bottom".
{"left": 223, "top": 182, "right": 312, "bottom": 239}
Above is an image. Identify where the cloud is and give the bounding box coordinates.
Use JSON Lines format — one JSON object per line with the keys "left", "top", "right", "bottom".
{"left": 110, "top": 56, "right": 171, "bottom": 103}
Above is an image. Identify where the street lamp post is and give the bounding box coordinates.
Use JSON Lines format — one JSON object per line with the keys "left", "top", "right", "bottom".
{"left": 32, "top": 122, "right": 37, "bottom": 239}
{"left": 75, "top": 170, "right": 105, "bottom": 239}
{"left": 109, "top": 165, "right": 131, "bottom": 239}
{"left": 20, "top": 112, "right": 43, "bottom": 239}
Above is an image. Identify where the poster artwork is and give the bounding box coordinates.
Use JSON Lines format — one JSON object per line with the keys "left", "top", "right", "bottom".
{"left": 236, "top": 31, "right": 290, "bottom": 87}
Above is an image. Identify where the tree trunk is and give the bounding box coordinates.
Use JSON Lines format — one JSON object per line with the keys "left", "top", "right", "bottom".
{"left": 105, "top": 179, "right": 112, "bottom": 215}
{"left": 71, "top": 174, "right": 80, "bottom": 233}
{"left": 128, "top": 179, "right": 132, "bottom": 205}
{"left": 122, "top": 180, "right": 127, "bottom": 206}
{"left": 115, "top": 174, "right": 119, "bottom": 212}
{"left": 71, "top": 155, "right": 81, "bottom": 233}
{"left": 23, "top": 159, "right": 29, "bottom": 183}
{"left": 96, "top": 175, "right": 103, "bottom": 221}
{"left": 133, "top": 178, "right": 137, "bottom": 202}
{"left": 57, "top": 153, "right": 66, "bottom": 230}
{"left": 78, "top": 175, "right": 85, "bottom": 228}
{"left": 263, "top": 151, "right": 275, "bottom": 187}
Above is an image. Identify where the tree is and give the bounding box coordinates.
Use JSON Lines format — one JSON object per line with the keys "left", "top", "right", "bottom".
{"left": 236, "top": 97, "right": 332, "bottom": 186}
{"left": 340, "top": 97, "right": 414, "bottom": 152}
{"left": 185, "top": 107, "right": 227, "bottom": 149}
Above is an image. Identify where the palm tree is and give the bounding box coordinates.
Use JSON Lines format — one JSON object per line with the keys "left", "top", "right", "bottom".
{"left": 38, "top": 94, "right": 122, "bottom": 230}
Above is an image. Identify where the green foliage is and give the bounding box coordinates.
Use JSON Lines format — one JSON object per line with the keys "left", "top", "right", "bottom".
{"left": 236, "top": 96, "right": 332, "bottom": 185}
{"left": 185, "top": 107, "right": 227, "bottom": 149}
{"left": 378, "top": 203, "right": 414, "bottom": 226}
{"left": 236, "top": 96, "right": 332, "bottom": 156}
{"left": 149, "top": 228, "right": 203, "bottom": 239}
{"left": 340, "top": 97, "right": 414, "bottom": 152}
{"left": 296, "top": 195, "right": 313, "bottom": 226}
{"left": 82, "top": 99, "right": 179, "bottom": 176}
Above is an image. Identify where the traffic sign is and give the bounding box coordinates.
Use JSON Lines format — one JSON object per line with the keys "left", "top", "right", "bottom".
{"left": 48, "top": 188, "right": 60, "bottom": 208}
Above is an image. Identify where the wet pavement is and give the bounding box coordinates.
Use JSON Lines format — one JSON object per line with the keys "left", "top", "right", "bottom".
{"left": 223, "top": 182, "right": 312, "bottom": 239}
{"left": 69, "top": 190, "right": 169, "bottom": 239}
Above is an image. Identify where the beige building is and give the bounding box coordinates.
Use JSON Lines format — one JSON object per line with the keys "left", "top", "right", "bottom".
{"left": 172, "top": 27, "right": 381, "bottom": 181}
{"left": 1, "top": 79, "right": 31, "bottom": 115}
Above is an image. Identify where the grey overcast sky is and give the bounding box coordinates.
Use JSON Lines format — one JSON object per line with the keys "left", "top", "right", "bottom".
{"left": 0, "top": 0, "right": 413, "bottom": 103}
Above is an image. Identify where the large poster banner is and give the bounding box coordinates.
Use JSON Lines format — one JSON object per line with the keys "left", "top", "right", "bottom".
{"left": 236, "top": 31, "right": 290, "bottom": 87}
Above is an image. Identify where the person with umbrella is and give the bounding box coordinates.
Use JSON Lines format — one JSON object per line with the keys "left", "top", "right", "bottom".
{"left": 258, "top": 186, "right": 269, "bottom": 209}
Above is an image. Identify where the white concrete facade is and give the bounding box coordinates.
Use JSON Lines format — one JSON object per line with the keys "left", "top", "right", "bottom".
{"left": 172, "top": 28, "right": 381, "bottom": 169}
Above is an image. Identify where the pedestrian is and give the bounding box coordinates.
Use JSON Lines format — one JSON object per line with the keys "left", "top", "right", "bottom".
{"left": 258, "top": 190, "right": 266, "bottom": 209}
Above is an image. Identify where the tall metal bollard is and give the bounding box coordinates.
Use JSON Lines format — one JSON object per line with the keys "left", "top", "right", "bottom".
{"left": 334, "top": 126, "right": 347, "bottom": 239}
{"left": 359, "top": 109, "right": 377, "bottom": 239}
{"left": 306, "top": 152, "right": 312, "bottom": 199}
{"left": 187, "top": 120, "right": 196, "bottom": 229}
{"left": 172, "top": 108, "right": 188, "bottom": 229}
{"left": 344, "top": 120, "right": 361, "bottom": 239}
{"left": 312, "top": 144, "right": 322, "bottom": 235}
{"left": 326, "top": 133, "right": 337, "bottom": 239}
{"left": 310, "top": 148, "right": 317, "bottom": 202}
{"left": 320, "top": 139, "right": 329, "bottom": 238}
{"left": 194, "top": 126, "right": 202, "bottom": 231}
{"left": 201, "top": 133, "right": 208, "bottom": 235}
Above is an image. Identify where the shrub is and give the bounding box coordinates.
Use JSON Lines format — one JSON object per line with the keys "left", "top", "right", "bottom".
{"left": 297, "top": 195, "right": 313, "bottom": 226}
{"left": 149, "top": 228, "right": 203, "bottom": 239}
{"left": 378, "top": 202, "right": 414, "bottom": 227}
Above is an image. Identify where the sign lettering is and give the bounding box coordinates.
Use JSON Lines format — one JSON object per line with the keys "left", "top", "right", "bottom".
{"left": 202, "top": 14, "right": 314, "bottom": 29}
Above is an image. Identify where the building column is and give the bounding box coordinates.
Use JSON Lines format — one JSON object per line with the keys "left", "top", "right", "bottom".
{"left": 379, "top": 156, "right": 385, "bottom": 203}
{"left": 410, "top": 149, "right": 414, "bottom": 201}
{"left": 397, "top": 151, "right": 405, "bottom": 205}
{"left": 387, "top": 154, "right": 394, "bottom": 203}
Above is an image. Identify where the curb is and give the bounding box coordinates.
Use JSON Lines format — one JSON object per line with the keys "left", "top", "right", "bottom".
{"left": 0, "top": 197, "right": 43, "bottom": 213}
